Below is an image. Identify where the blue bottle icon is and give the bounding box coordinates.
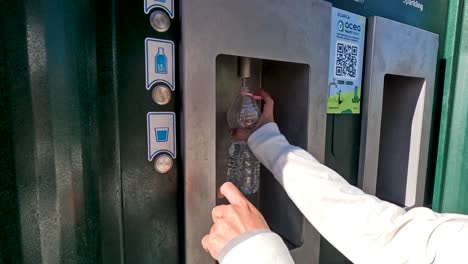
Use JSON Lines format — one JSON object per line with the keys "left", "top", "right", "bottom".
{"left": 155, "top": 47, "right": 168, "bottom": 74}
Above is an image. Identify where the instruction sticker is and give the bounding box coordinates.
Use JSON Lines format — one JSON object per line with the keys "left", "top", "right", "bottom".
{"left": 147, "top": 112, "right": 176, "bottom": 161}
{"left": 144, "top": 0, "right": 174, "bottom": 18}
{"left": 145, "top": 38, "right": 175, "bottom": 91}
{"left": 327, "top": 8, "right": 366, "bottom": 114}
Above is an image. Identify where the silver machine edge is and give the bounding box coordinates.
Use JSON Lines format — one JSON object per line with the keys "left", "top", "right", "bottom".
{"left": 181, "top": 0, "right": 331, "bottom": 263}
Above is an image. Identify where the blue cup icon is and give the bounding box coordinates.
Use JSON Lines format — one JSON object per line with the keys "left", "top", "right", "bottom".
{"left": 155, "top": 127, "right": 169, "bottom": 142}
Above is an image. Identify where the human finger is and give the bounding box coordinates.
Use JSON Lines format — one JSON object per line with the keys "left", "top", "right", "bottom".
{"left": 259, "top": 90, "right": 274, "bottom": 119}
{"left": 201, "top": 234, "right": 210, "bottom": 253}
{"left": 212, "top": 205, "right": 226, "bottom": 222}
{"left": 220, "top": 182, "right": 248, "bottom": 206}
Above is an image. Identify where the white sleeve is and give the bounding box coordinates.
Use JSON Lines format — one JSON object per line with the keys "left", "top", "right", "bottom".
{"left": 219, "top": 230, "right": 294, "bottom": 264}
{"left": 247, "top": 123, "right": 468, "bottom": 264}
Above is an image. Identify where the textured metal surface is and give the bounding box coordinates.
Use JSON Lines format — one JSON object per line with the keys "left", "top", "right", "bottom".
{"left": 0, "top": 4, "right": 22, "bottom": 261}
{"left": 359, "top": 17, "right": 438, "bottom": 207}
{"left": 95, "top": 0, "right": 125, "bottom": 262}
{"left": 1, "top": 0, "right": 102, "bottom": 263}
{"left": 433, "top": 0, "right": 468, "bottom": 214}
{"left": 0, "top": 0, "right": 180, "bottom": 263}
{"left": 181, "top": 0, "right": 331, "bottom": 263}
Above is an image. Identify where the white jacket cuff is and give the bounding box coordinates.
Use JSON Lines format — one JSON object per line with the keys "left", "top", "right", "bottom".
{"left": 220, "top": 230, "right": 294, "bottom": 264}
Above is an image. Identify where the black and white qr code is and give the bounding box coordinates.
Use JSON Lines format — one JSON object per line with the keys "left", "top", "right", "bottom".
{"left": 334, "top": 41, "right": 359, "bottom": 79}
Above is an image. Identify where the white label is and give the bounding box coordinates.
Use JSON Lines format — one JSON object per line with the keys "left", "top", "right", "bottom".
{"left": 144, "top": 0, "right": 174, "bottom": 18}
{"left": 147, "top": 112, "right": 176, "bottom": 161}
{"left": 145, "top": 38, "right": 175, "bottom": 91}
{"left": 327, "top": 7, "right": 366, "bottom": 114}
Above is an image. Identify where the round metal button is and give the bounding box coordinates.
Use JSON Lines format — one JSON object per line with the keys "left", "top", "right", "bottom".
{"left": 150, "top": 10, "right": 171, "bottom": 32}
{"left": 152, "top": 84, "right": 172, "bottom": 105}
{"left": 154, "top": 154, "right": 173, "bottom": 174}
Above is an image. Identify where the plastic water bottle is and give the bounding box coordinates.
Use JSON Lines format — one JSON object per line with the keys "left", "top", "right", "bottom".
{"left": 227, "top": 141, "right": 260, "bottom": 195}
{"left": 239, "top": 144, "right": 260, "bottom": 194}
{"left": 227, "top": 141, "right": 244, "bottom": 189}
{"left": 226, "top": 80, "right": 261, "bottom": 195}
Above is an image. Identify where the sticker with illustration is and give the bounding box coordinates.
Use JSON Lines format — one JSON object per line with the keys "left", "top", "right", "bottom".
{"left": 327, "top": 7, "right": 366, "bottom": 114}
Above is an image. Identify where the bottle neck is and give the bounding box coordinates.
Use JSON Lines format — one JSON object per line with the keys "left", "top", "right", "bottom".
{"left": 240, "top": 78, "right": 250, "bottom": 93}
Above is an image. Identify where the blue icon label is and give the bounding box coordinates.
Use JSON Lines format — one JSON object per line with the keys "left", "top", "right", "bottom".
{"left": 155, "top": 127, "right": 169, "bottom": 142}
{"left": 144, "top": 0, "right": 174, "bottom": 18}
{"left": 145, "top": 38, "right": 175, "bottom": 91}
{"left": 156, "top": 47, "right": 168, "bottom": 74}
{"left": 147, "top": 113, "right": 176, "bottom": 161}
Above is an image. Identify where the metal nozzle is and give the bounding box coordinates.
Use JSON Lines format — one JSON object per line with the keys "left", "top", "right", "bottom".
{"left": 238, "top": 57, "right": 251, "bottom": 78}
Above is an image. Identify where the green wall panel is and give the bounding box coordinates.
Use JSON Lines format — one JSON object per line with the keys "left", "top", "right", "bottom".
{"left": 434, "top": 0, "right": 468, "bottom": 214}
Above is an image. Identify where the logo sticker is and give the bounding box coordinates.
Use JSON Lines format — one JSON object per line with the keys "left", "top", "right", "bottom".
{"left": 338, "top": 20, "right": 344, "bottom": 32}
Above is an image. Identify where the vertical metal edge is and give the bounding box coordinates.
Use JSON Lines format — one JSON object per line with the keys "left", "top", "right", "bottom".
{"left": 415, "top": 35, "right": 439, "bottom": 206}
{"left": 358, "top": 16, "right": 377, "bottom": 193}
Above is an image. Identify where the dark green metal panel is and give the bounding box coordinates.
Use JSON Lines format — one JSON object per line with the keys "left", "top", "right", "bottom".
{"left": 0, "top": 4, "right": 22, "bottom": 262}
{"left": 95, "top": 0, "right": 125, "bottom": 263}
{"left": 1, "top": 0, "right": 103, "bottom": 263}
{"left": 1, "top": 0, "right": 181, "bottom": 262}
{"left": 433, "top": 0, "right": 468, "bottom": 214}
{"left": 322, "top": 1, "right": 449, "bottom": 263}
{"left": 114, "top": 0, "right": 180, "bottom": 263}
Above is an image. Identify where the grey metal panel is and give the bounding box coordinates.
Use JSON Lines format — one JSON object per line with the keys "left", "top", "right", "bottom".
{"left": 181, "top": 0, "right": 331, "bottom": 263}
{"left": 359, "top": 17, "right": 439, "bottom": 207}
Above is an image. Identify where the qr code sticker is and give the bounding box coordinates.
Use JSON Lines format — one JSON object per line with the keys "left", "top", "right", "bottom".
{"left": 334, "top": 41, "right": 359, "bottom": 80}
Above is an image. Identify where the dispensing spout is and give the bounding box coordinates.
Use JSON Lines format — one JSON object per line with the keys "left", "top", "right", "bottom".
{"left": 238, "top": 57, "right": 251, "bottom": 79}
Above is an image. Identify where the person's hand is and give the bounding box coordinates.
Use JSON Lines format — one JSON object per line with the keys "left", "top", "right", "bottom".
{"left": 201, "top": 182, "right": 269, "bottom": 260}
{"left": 230, "top": 90, "right": 275, "bottom": 141}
